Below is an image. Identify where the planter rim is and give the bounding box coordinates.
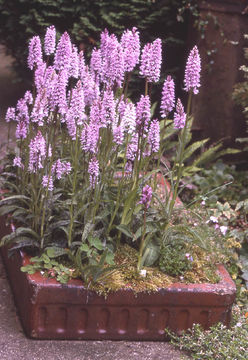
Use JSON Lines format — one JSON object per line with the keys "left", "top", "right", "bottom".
{"left": 21, "top": 251, "right": 236, "bottom": 296}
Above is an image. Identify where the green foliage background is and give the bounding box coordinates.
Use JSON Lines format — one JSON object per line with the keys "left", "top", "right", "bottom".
{"left": 0, "top": 0, "right": 191, "bottom": 82}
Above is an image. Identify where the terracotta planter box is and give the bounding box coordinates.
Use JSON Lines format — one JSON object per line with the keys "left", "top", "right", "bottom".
{"left": 0, "top": 218, "right": 236, "bottom": 340}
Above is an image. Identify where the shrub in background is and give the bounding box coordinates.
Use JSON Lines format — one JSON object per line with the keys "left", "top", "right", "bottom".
{"left": 0, "top": 0, "right": 192, "bottom": 86}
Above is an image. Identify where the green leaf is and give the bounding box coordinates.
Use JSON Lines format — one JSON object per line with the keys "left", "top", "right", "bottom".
{"left": 89, "top": 237, "right": 104, "bottom": 251}
{"left": 192, "top": 143, "right": 222, "bottom": 167}
{"left": 116, "top": 224, "right": 134, "bottom": 239}
{"left": 0, "top": 205, "right": 22, "bottom": 216}
{"left": 80, "top": 243, "right": 90, "bottom": 252}
{"left": 183, "top": 139, "right": 209, "bottom": 162}
{"left": 0, "top": 227, "right": 40, "bottom": 247}
{"left": 46, "top": 247, "right": 67, "bottom": 258}
{"left": 12, "top": 208, "right": 29, "bottom": 218}
{"left": 105, "top": 251, "right": 115, "bottom": 265}
{"left": 134, "top": 223, "right": 157, "bottom": 240}
{"left": 21, "top": 265, "right": 36, "bottom": 274}
{"left": 48, "top": 220, "right": 70, "bottom": 232}
{"left": 42, "top": 254, "right": 50, "bottom": 263}
{"left": 7, "top": 237, "right": 39, "bottom": 255}
{"left": 81, "top": 222, "right": 95, "bottom": 242}
{"left": 0, "top": 195, "right": 30, "bottom": 206}
{"left": 121, "top": 188, "right": 138, "bottom": 225}
{"left": 141, "top": 241, "right": 160, "bottom": 267}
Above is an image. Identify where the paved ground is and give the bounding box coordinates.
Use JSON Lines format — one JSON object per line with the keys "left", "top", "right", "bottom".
{"left": 0, "top": 45, "right": 190, "bottom": 360}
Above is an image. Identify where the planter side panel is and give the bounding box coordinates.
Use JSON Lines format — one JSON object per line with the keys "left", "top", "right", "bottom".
{"left": 30, "top": 302, "right": 233, "bottom": 340}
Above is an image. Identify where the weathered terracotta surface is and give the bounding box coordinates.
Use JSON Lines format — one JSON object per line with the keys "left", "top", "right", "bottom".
{"left": 0, "top": 216, "right": 236, "bottom": 340}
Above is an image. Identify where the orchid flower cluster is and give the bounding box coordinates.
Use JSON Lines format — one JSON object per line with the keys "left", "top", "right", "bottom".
{"left": 4, "top": 26, "right": 201, "bottom": 271}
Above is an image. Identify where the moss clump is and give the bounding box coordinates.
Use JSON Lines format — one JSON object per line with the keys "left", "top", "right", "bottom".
{"left": 91, "top": 244, "right": 174, "bottom": 296}
{"left": 88, "top": 243, "right": 220, "bottom": 297}
{"left": 180, "top": 245, "right": 220, "bottom": 284}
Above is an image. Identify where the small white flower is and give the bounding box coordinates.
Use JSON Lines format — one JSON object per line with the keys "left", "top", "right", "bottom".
{"left": 220, "top": 225, "right": 228, "bottom": 236}
{"left": 210, "top": 216, "right": 218, "bottom": 223}
{"left": 139, "top": 269, "right": 147, "bottom": 277}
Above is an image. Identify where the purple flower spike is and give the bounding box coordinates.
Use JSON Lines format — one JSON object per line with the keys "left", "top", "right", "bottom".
{"left": 16, "top": 121, "right": 27, "bottom": 139}
{"left": 52, "top": 159, "right": 71, "bottom": 179}
{"left": 66, "top": 81, "right": 85, "bottom": 139}
{"left": 100, "top": 29, "right": 109, "bottom": 57}
{"left": 31, "top": 92, "right": 48, "bottom": 126}
{"left": 100, "top": 30, "right": 124, "bottom": 86}
{"left": 161, "top": 76, "right": 175, "bottom": 118}
{"left": 28, "top": 131, "right": 46, "bottom": 173}
{"left": 90, "top": 98, "right": 102, "bottom": 126}
{"left": 126, "top": 133, "right": 138, "bottom": 162}
{"left": 42, "top": 175, "right": 54, "bottom": 192}
{"left": 90, "top": 48, "right": 102, "bottom": 82}
{"left": 122, "top": 102, "right": 136, "bottom": 134}
{"left": 54, "top": 32, "right": 72, "bottom": 74}
{"left": 118, "top": 96, "right": 128, "bottom": 119}
{"left": 113, "top": 125, "right": 124, "bottom": 145}
{"left": 28, "top": 36, "right": 42, "bottom": 70}
{"left": 101, "top": 89, "right": 116, "bottom": 127}
{"left": 88, "top": 157, "right": 99, "bottom": 189}
{"left": 51, "top": 69, "right": 68, "bottom": 115}
{"left": 44, "top": 25, "right": 56, "bottom": 55}
{"left": 140, "top": 38, "right": 162, "bottom": 83}
{"left": 34, "top": 61, "right": 47, "bottom": 91}
{"left": 82, "top": 67, "right": 99, "bottom": 106}
{"left": 174, "top": 99, "right": 186, "bottom": 129}
{"left": 13, "top": 156, "right": 22, "bottom": 168}
{"left": 79, "top": 50, "right": 86, "bottom": 80}
{"left": 184, "top": 46, "right": 201, "bottom": 95}
{"left": 139, "top": 185, "right": 152, "bottom": 209}
{"left": 81, "top": 122, "right": 99, "bottom": 154}
{"left": 136, "top": 95, "right": 151, "bottom": 136}
{"left": 69, "top": 45, "right": 79, "bottom": 79}
{"left": 24, "top": 91, "right": 33, "bottom": 105}
{"left": 148, "top": 119, "right": 160, "bottom": 153}
{"left": 16, "top": 98, "right": 29, "bottom": 123}
{"left": 121, "top": 27, "right": 140, "bottom": 72}
{"left": 5, "top": 107, "right": 16, "bottom": 122}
